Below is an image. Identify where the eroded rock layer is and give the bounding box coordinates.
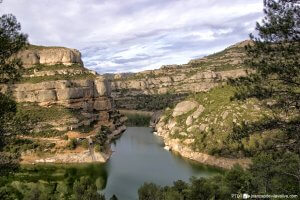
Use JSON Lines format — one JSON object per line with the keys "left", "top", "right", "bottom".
{"left": 16, "top": 45, "right": 83, "bottom": 67}
{"left": 108, "top": 41, "right": 251, "bottom": 110}
{"left": 1, "top": 45, "right": 126, "bottom": 162}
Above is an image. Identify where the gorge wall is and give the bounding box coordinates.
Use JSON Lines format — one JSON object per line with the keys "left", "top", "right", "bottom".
{"left": 1, "top": 45, "right": 126, "bottom": 164}
{"left": 108, "top": 40, "right": 251, "bottom": 111}
{"left": 2, "top": 45, "right": 126, "bottom": 136}
{"left": 16, "top": 45, "right": 83, "bottom": 67}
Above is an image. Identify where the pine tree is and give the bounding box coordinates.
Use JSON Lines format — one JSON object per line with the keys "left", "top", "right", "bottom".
{"left": 230, "top": 0, "right": 300, "bottom": 153}
{"left": 0, "top": 14, "right": 27, "bottom": 83}
{"left": 0, "top": 2, "right": 28, "bottom": 176}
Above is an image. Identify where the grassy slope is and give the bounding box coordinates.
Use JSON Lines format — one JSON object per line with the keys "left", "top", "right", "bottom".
{"left": 20, "top": 64, "right": 96, "bottom": 84}
{"left": 161, "top": 85, "right": 284, "bottom": 158}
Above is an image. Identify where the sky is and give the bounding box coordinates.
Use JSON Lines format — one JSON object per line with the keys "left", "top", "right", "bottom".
{"left": 0, "top": 0, "right": 263, "bottom": 74}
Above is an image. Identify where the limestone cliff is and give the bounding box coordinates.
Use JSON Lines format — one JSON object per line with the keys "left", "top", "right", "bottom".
{"left": 1, "top": 45, "right": 126, "bottom": 164}
{"left": 16, "top": 45, "right": 83, "bottom": 67}
{"left": 109, "top": 40, "right": 251, "bottom": 111}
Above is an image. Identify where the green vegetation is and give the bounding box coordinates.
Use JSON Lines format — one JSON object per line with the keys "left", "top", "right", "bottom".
{"left": 94, "top": 144, "right": 101, "bottom": 153}
{"left": 0, "top": 6, "right": 112, "bottom": 200}
{"left": 93, "top": 126, "right": 110, "bottom": 152}
{"left": 0, "top": 10, "right": 29, "bottom": 176}
{"left": 17, "top": 103, "right": 83, "bottom": 122}
{"left": 165, "top": 85, "right": 273, "bottom": 157}
{"left": 116, "top": 93, "right": 188, "bottom": 111}
{"left": 16, "top": 103, "right": 84, "bottom": 137}
{"left": 228, "top": 0, "right": 300, "bottom": 156}
{"left": 19, "top": 72, "right": 96, "bottom": 84}
{"left": 67, "top": 139, "right": 78, "bottom": 150}
{"left": 74, "top": 121, "right": 98, "bottom": 134}
{"left": 125, "top": 113, "right": 151, "bottom": 126}
{"left": 0, "top": 14, "right": 27, "bottom": 84}
{"left": 80, "top": 139, "right": 89, "bottom": 149}
{"left": 73, "top": 176, "right": 105, "bottom": 200}
{"left": 0, "top": 164, "right": 109, "bottom": 200}
{"left": 138, "top": 153, "right": 300, "bottom": 199}
{"left": 23, "top": 63, "right": 83, "bottom": 75}
{"left": 3, "top": 138, "right": 56, "bottom": 155}
{"left": 142, "top": 1, "right": 300, "bottom": 199}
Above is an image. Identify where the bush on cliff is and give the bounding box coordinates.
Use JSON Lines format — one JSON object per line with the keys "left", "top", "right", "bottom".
{"left": 94, "top": 126, "right": 110, "bottom": 152}
{"left": 67, "top": 138, "right": 77, "bottom": 150}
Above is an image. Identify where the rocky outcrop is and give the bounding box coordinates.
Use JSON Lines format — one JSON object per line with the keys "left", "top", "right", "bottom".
{"left": 172, "top": 101, "right": 199, "bottom": 117}
{"left": 108, "top": 41, "right": 251, "bottom": 110}
{"left": 0, "top": 77, "right": 125, "bottom": 133}
{"left": 160, "top": 136, "right": 251, "bottom": 169}
{"left": 155, "top": 111, "right": 251, "bottom": 169}
{"left": 1, "top": 45, "right": 126, "bottom": 136}
{"left": 2, "top": 45, "right": 126, "bottom": 164}
{"left": 17, "top": 46, "right": 83, "bottom": 67}
{"left": 33, "top": 151, "right": 110, "bottom": 164}
{"left": 153, "top": 84, "right": 273, "bottom": 169}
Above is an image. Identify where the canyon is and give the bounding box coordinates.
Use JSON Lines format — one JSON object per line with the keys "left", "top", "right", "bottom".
{"left": 1, "top": 45, "right": 126, "bottom": 164}
{"left": 2, "top": 40, "right": 258, "bottom": 168}
{"left": 108, "top": 40, "right": 251, "bottom": 111}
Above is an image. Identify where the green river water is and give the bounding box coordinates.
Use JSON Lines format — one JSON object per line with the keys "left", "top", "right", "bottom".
{"left": 14, "top": 127, "right": 221, "bottom": 200}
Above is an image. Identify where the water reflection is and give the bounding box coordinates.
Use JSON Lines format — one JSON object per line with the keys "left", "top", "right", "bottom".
{"left": 13, "top": 127, "right": 221, "bottom": 200}
{"left": 103, "top": 127, "right": 221, "bottom": 200}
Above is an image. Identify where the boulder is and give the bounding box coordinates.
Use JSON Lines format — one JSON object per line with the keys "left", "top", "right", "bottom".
{"left": 186, "top": 116, "right": 193, "bottom": 126}
{"left": 179, "top": 132, "right": 188, "bottom": 137}
{"left": 183, "top": 139, "right": 195, "bottom": 145}
{"left": 199, "top": 124, "right": 207, "bottom": 132}
{"left": 170, "top": 127, "right": 182, "bottom": 135}
{"left": 172, "top": 101, "right": 199, "bottom": 117}
{"left": 222, "top": 111, "right": 229, "bottom": 120}
{"left": 167, "top": 120, "right": 177, "bottom": 130}
{"left": 192, "top": 105, "right": 205, "bottom": 119}
{"left": 187, "top": 125, "right": 199, "bottom": 133}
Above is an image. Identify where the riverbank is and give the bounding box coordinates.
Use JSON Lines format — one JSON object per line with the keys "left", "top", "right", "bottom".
{"left": 20, "top": 125, "right": 126, "bottom": 164}
{"left": 104, "top": 127, "right": 220, "bottom": 199}
{"left": 154, "top": 131, "right": 251, "bottom": 170}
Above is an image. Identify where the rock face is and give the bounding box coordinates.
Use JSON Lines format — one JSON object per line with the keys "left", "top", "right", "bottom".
{"left": 108, "top": 41, "right": 251, "bottom": 110}
{"left": 2, "top": 78, "right": 125, "bottom": 132}
{"left": 172, "top": 101, "right": 199, "bottom": 117}
{"left": 1, "top": 45, "right": 125, "bottom": 139}
{"left": 17, "top": 46, "right": 83, "bottom": 67}
{"left": 153, "top": 85, "right": 272, "bottom": 169}
{"left": 156, "top": 112, "right": 251, "bottom": 169}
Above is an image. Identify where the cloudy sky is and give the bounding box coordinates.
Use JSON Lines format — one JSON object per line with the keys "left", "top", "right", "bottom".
{"left": 1, "top": 0, "right": 263, "bottom": 74}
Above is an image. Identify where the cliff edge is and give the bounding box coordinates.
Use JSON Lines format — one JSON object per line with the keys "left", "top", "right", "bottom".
{"left": 1, "top": 45, "right": 126, "bottom": 164}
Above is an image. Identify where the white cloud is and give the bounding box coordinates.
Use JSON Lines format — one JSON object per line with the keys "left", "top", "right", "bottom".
{"left": 0, "top": 0, "right": 263, "bottom": 73}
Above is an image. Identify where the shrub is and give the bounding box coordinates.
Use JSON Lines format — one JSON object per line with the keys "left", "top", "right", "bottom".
{"left": 67, "top": 139, "right": 77, "bottom": 150}
{"left": 62, "top": 135, "right": 68, "bottom": 140}
{"left": 94, "top": 144, "right": 101, "bottom": 153}
{"left": 125, "top": 113, "right": 151, "bottom": 126}
{"left": 81, "top": 139, "right": 89, "bottom": 149}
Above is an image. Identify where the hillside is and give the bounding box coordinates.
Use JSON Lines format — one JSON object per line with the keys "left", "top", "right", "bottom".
{"left": 0, "top": 45, "right": 126, "bottom": 164}
{"left": 109, "top": 40, "right": 251, "bottom": 111}
{"left": 154, "top": 84, "right": 294, "bottom": 168}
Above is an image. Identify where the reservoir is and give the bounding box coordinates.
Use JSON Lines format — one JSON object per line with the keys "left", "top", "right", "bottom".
{"left": 103, "top": 127, "right": 220, "bottom": 199}
{"left": 15, "top": 127, "right": 221, "bottom": 199}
